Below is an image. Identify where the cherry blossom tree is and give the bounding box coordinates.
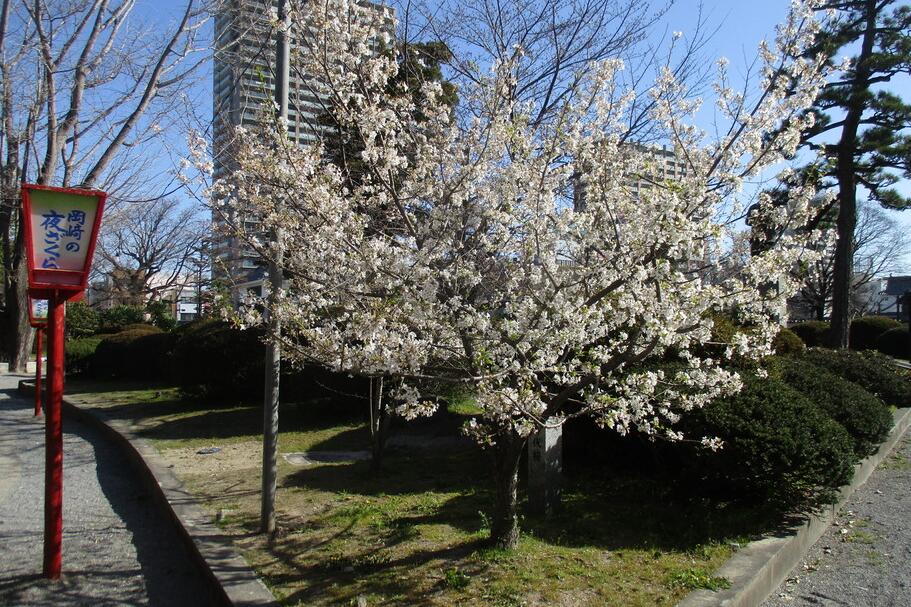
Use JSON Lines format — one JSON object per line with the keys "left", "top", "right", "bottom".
{"left": 202, "top": 0, "right": 832, "bottom": 548}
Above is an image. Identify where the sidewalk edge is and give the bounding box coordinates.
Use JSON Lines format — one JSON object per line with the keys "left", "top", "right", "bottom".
{"left": 18, "top": 380, "right": 279, "bottom": 607}
{"left": 677, "top": 406, "right": 911, "bottom": 607}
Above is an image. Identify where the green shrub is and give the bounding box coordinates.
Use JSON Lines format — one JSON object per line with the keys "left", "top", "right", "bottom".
{"left": 171, "top": 319, "right": 265, "bottom": 401}
{"left": 169, "top": 318, "right": 365, "bottom": 405}
{"left": 65, "top": 302, "right": 100, "bottom": 338}
{"left": 120, "top": 323, "right": 161, "bottom": 334}
{"left": 132, "top": 331, "right": 177, "bottom": 379}
{"left": 802, "top": 348, "right": 911, "bottom": 408}
{"left": 772, "top": 327, "right": 805, "bottom": 356}
{"left": 680, "top": 374, "right": 855, "bottom": 510}
{"left": 692, "top": 312, "right": 759, "bottom": 368}
{"left": 789, "top": 321, "right": 830, "bottom": 347}
{"left": 850, "top": 316, "right": 902, "bottom": 351}
{"left": 775, "top": 357, "right": 893, "bottom": 457}
{"left": 877, "top": 326, "right": 910, "bottom": 359}
{"left": 99, "top": 305, "right": 145, "bottom": 333}
{"left": 146, "top": 300, "right": 177, "bottom": 332}
{"left": 92, "top": 328, "right": 175, "bottom": 379}
{"left": 65, "top": 337, "right": 102, "bottom": 375}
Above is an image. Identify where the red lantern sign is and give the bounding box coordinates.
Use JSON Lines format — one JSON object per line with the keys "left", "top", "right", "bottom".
{"left": 29, "top": 296, "right": 49, "bottom": 328}
{"left": 21, "top": 183, "right": 106, "bottom": 580}
{"left": 22, "top": 184, "right": 106, "bottom": 298}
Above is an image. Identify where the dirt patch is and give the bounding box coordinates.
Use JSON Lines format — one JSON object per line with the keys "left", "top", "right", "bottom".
{"left": 161, "top": 440, "right": 263, "bottom": 477}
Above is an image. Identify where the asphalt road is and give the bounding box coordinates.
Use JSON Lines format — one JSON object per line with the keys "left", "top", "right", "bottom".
{"left": 0, "top": 373, "right": 214, "bottom": 606}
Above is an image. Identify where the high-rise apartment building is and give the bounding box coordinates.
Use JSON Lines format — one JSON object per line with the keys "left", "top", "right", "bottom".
{"left": 212, "top": 0, "right": 393, "bottom": 291}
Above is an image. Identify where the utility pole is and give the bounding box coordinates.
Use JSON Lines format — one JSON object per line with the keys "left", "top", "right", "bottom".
{"left": 261, "top": 0, "right": 289, "bottom": 534}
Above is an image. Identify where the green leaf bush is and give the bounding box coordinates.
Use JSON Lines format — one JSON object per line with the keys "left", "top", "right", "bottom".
{"left": 681, "top": 374, "right": 855, "bottom": 510}
{"left": 170, "top": 318, "right": 365, "bottom": 406}
{"left": 98, "top": 305, "right": 145, "bottom": 334}
{"left": 876, "top": 326, "right": 909, "bottom": 359}
{"left": 802, "top": 348, "right": 911, "bottom": 408}
{"left": 773, "top": 356, "right": 892, "bottom": 457}
{"left": 170, "top": 319, "right": 265, "bottom": 401}
{"left": 92, "top": 327, "right": 174, "bottom": 379}
{"left": 64, "top": 337, "right": 102, "bottom": 375}
{"left": 65, "top": 302, "right": 100, "bottom": 338}
{"left": 772, "top": 327, "right": 806, "bottom": 355}
{"left": 849, "top": 316, "right": 903, "bottom": 351}
{"left": 789, "top": 321, "right": 830, "bottom": 347}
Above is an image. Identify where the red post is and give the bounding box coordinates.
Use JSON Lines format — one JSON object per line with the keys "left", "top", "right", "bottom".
{"left": 34, "top": 328, "right": 43, "bottom": 416}
{"left": 43, "top": 291, "right": 65, "bottom": 579}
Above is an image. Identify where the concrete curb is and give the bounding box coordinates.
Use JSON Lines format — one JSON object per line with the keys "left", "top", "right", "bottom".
{"left": 18, "top": 380, "right": 279, "bottom": 607}
{"left": 678, "top": 406, "right": 911, "bottom": 607}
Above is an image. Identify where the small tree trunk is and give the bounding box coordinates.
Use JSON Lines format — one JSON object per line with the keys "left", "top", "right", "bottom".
{"left": 368, "top": 376, "right": 389, "bottom": 473}
{"left": 8, "top": 261, "right": 33, "bottom": 371}
{"left": 489, "top": 430, "right": 526, "bottom": 549}
{"left": 828, "top": 187, "right": 855, "bottom": 349}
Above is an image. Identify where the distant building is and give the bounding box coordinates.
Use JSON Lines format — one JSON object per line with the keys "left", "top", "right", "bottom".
{"left": 212, "top": 0, "right": 394, "bottom": 294}
{"left": 880, "top": 275, "right": 911, "bottom": 321}
{"left": 572, "top": 144, "right": 688, "bottom": 212}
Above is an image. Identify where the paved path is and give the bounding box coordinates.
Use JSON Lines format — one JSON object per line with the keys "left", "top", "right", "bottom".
{"left": 0, "top": 373, "right": 213, "bottom": 606}
{"left": 762, "top": 435, "right": 911, "bottom": 607}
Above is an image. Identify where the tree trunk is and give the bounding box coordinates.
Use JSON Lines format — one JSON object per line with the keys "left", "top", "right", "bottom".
{"left": 827, "top": 0, "right": 877, "bottom": 350}
{"left": 489, "top": 430, "right": 526, "bottom": 549}
{"left": 828, "top": 184, "right": 856, "bottom": 348}
{"left": 7, "top": 259, "right": 32, "bottom": 371}
{"left": 368, "top": 376, "right": 390, "bottom": 473}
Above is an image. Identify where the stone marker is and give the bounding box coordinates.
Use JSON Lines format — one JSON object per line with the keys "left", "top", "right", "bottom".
{"left": 527, "top": 420, "right": 562, "bottom": 517}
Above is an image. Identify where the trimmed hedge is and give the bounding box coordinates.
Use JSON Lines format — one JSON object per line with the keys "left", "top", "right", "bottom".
{"left": 772, "top": 327, "right": 805, "bottom": 356}
{"left": 877, "top": 326, "right": 909, "bottom": 359}
{"left": 802, "top": 348, "right": 911, "bottom": 408}
{"left": 93, "top": 328, "right": 175, "bottom": 379}
{"left": 65, "top": 337, "right": 102, "bottom": 375}
{"left": 98, "top": 305, "right": 145, "bottom": 334}
{"left": 789, "top": 321, "right": 830, "bottom": 348}
{"left": 680, "top": 374, "right": 855, "bottom": 509}
{"left": 169, "top": 319, "right": 366, "bottom": 405}
{"left": 170, "top": 319, "right": 265, "bottom": 401}
{"left": 850, "top": 316, "right": 903, "bottom": 351}
{"left": 774, "top": 357, "right": 893, "bottom": 457}
{"left": 121, "top": 323, "right": 161, "bottom": 334}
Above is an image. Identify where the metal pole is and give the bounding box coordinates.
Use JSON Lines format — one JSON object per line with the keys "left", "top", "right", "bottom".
{"left": 34, "top": 328, "right": 42, "bottom": 416}
{"left": 261, "top": 0, "right": 289, "bottom": 535}
{"left": 43, "top": 291, "right": 65, "bottom": 579}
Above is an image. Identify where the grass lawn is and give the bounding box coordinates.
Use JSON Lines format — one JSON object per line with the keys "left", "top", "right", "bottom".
{"left": 64, "top": 380, "right": 777, "bottom": 607}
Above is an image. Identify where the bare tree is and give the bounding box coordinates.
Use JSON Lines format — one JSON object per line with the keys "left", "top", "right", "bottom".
{"left": 0, "top": 0, "right": 209, "bottom": 369}
{"left": 399, "top": 0, "right": 715, "bottom": 136}
{"left": 793, "top": 202, "right": 909, "bottom": 320}
{"left": 91, "top": 198, "right": 206, "bottom": 307}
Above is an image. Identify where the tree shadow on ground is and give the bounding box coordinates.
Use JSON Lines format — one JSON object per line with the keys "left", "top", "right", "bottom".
{"left": 282, "top": 448, "right": 487, "bottom": 496}
{"left": 246, "top": 468, "right": 794, "bottom": 607}
{"left": 284, "top": 448, "right": 793, "bottom": 555}
{"left": 273, "top": 534, "right": 489, "bottom": 607}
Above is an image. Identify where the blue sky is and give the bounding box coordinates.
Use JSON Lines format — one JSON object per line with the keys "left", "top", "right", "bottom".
{"left": 153, "top": 0, "right": 910, "bottom": 269}
{"left": 665, "top": 1, "right": 910, "bottom": 270}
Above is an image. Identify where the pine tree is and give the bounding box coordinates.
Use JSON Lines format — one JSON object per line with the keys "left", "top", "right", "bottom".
{"left": 797, "top": 0, "right": 911, "bottom": 348}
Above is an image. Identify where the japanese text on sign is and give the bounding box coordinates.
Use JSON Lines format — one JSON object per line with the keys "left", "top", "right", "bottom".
{"left": 28, "top": 189, "right": 98, "bottom": 273}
